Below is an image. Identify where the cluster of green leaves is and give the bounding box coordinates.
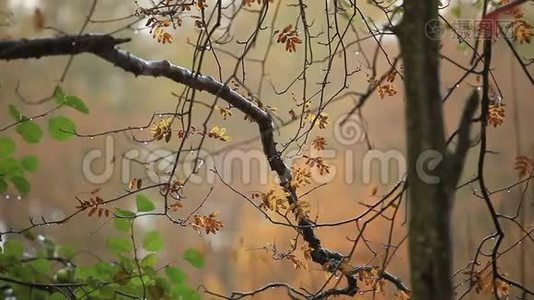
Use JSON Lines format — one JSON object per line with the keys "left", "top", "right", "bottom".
{"left": 0, "top": 233, "right": 75, "bottom": 300}
{"left": 1, "top": 87, "right": 84, "bottom": 195}
{"left": 2, "top": 88, "right": 204, "bottom": 299}
{"left": 0, "top": 136, "right": 37, "bottom": 195}
{"left": 0, "top": 194, "right": 203, "bottom": 299}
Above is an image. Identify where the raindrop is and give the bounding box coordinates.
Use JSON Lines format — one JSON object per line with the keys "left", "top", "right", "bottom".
{"left": 16, "top": 195, "right": 21, "bottom": 200}
{"left": 507, "top": 189, "right": 511, "bottom": 193}
{"left": 90, "top": 136, "right": 94, "bottom": 140}
{"left": 5, "top": 194, "right": 10, "bottom": 200}
{"left": 143, "top": 141, "right": 148, "bottom": 145}
{"left": 139, "top": 128, "right": 144, "bottom": 131}
{"left": 355, "top": 51, "right": 360, "bottom": 55}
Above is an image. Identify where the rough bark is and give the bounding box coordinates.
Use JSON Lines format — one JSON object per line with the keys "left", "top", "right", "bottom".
{"left": 396, "top": 1, "right": 478, "bottom": 299}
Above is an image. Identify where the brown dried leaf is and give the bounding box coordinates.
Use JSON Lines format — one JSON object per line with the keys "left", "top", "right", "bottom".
{"left": 488, "top": 104, "right": 505, "bottom": 127}
{"left": 515, "top": 155, "right": 534, "bottom": 178}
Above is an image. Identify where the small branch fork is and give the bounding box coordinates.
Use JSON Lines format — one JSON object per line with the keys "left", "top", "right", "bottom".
{"left": 0, "top": 34, "right": 409, "bottom": 297}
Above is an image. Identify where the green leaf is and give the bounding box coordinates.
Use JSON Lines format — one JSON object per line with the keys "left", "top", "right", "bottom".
{"left": 12, "top": 268, "right": 35, "bottom": 283}
{"left": 183, "top": 248, "right": 204, "bottom": 269}
{"left": 99, "top": 286, "right": 118, "bottom": 298}
{"left": 48, "top": 116, "right": 76, "bottom": 141}
{"left": 142, "top": 231, "right": 163, "bottom": 252}
{"left": 155, "top": 277, "right": 172, "bottom": 294}
{"left": 0, "top": 137, "right": 15, "bottom": 158}
{"left": 64, "top": 95, "right": 89, "bottom": 114}
{"left": 29, "top": 258, "right": 51, "bottom": 274}
{"left": 8, "top": 104, "right": 24, "bottom": 121}
{"left": 21, "top": 156, "right": 39, "bottom": 172}
{"left": 3, "top": 239, "right": 24, "bottom": 257}
{"left": 106, "top": 236, "right": 132, "bottom": 254}
{"left": 55, "top": 245, "right": 76, "bottom": 260}
{"left": 11, "top": 176, "right": 30, "bottom": 195}
{"left": 118, "top": 256, "right": 137, "bottom": 272}
{"left": 53, "top": 86, "right": 65, "bottom": 103}
{"left": 0, "top": 158, "right": 22, "bottom": 176}
{"left": 136, "top": 194, "right": 156, "bottom": 212}
{"left": 93, "top": 261, "right": 116, "bottom": 281}
{"left": 174, "top": 283, "right": 201, "bottom": 299}
{"left": 16, "top": 121, "right": 43, "bottom": 143}
{"left": 114, "top": 208, "right": 136, "bottom": 218}
{"left": 140, "top": 253, "right": 158, "bottom": 267}
{"left": 54, "top": 87, "right": 89, "bottom": 114}
{"left": 49, "top": 293, "right": 66, "bottom": 300}
{"left": 129, "top": 276, "right": 146, "bottom": 288}
{"left": 0, "top": 179, "right": 6, "bottom": 193}
{"left": 113, "top": 217, "right": 130, "bottom": 232}
{"left": 142, "top": 265, "right": 158, "bottom": 278}
{"left": 165, "top": 266, "right": 186, "bottom": 284}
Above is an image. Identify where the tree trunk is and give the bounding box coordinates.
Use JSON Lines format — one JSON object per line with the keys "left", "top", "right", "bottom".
{"left": 397, "top": 1, "right": 454, "bottom": 299}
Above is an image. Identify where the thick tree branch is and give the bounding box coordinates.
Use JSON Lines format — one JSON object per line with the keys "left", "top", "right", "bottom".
{"left": 447, "top": 90, "right": 479, "bottom": 188}
{"left": 0, "top": 34, "right": 269, "bottom": 123}
{"left": 0, "top": 34, "right": 129, "bottom": 59}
